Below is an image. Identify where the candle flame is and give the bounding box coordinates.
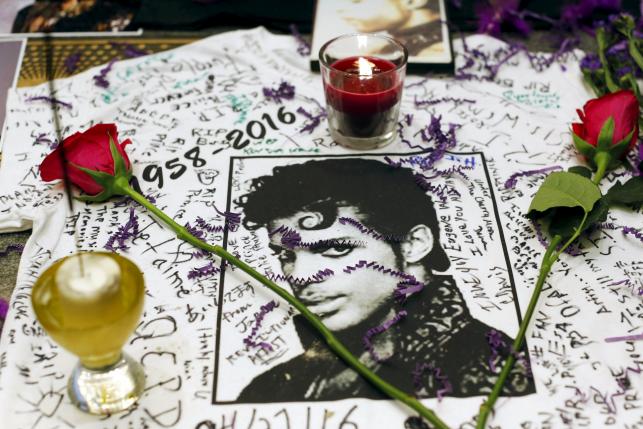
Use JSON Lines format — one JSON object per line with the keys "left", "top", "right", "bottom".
{"left": 356, "top": 57, "right": 375, "bottom": 76}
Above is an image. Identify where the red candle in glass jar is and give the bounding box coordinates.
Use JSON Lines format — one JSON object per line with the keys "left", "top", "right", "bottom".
{"left": 323, "top": 56, "right": 403, "bottom": 138}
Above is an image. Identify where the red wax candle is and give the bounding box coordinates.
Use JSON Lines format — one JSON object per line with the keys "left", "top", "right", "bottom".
{"left": 324, "top": 56, "right": 403, "bottom": 139}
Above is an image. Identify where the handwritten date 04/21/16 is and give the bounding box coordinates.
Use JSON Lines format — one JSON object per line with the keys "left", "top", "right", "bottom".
{"left": 226, "top": 107, "right": 296, "bottom": 150}
{"left": 196, "top": 406, "right": 359, "bottom": 429}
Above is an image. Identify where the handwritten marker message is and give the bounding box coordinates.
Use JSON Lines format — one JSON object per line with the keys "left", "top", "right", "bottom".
{"left": 0, "top": 30, "right": 640, "bottom": 428}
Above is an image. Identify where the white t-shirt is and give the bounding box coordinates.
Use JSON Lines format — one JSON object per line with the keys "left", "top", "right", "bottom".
{"left": 0, "top": 28, "right": 640, "bottom": 428}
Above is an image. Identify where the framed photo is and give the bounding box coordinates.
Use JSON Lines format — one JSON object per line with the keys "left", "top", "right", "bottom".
{"left": 213, "top": 152, "right": 534, "bottom": 403}
{"left": 310, "top": 0, "right": 454, "bottom": 74}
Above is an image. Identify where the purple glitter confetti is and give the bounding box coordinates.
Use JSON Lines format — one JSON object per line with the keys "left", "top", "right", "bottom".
{"left": 338, "top": 217, "right": 405, "bottom": 242}
{"left": 297, "top": 106, "right": 327, "bottom": 134}
{"left": 244, "top": 300, "right": 279, "bottom": 351}
{"left": 269, "top": 225, "right": 302, "bottom": 249}
{"left": 393, "top": 116, "right": 459, "bottom": 160}
{"left": 26, "top": 96, "right": 72, "bottom": 109}
{"left": 269, "top": 225, "right": 366, "bottom": 250}
{"left": 0, "top": 298, "right": 8, "bottom": 320}
{"left": 214, "top": 208, "right": 241, "bottom": 232}
{"left": 393, "top": 279, "right": 425, "bottom": 303}
{"left": 384, "top": 156, "right": 402, "bottom": 168}
{"left": 622, "top": 227, "right": 643, "bottom": 243}
{"left": 414, "top": 96, "right": 476, "bottom": 108}
{"left": 414, "top": 174, "right": 460, "bottom": 203}
{"left": 343, "top": 260, "right": 416, "bottom": 281}
{"left": 63, "top": 52, "right": 81, "bottom": 74}
{"left": 522, "top": 38, "right": 579, "bottom": 73}
{"left": 265, "top": 269, "right": 335, "bottom": 286}
{"left": 605, "top": 333, "right": 643, "bottom": 342}
{"left": 476, "top": 0, "right": 531, "bottom": 37}
{"left": 512, "top": 350, "right": 532, "bottom": 376}
{"left": 191, "top": 249, "right": 209, "bottom": 259}
{"left": 418, "top": 115, "right": 458, "bottom": 168}
{"left": 603, "top": 223, "right": 643, "bottom": 244}
{"left": 487, "top": 45, "right": 522, "bottom": 79}
{"left": 110, "top": 41, "right": 148, "bottom": 58}
{"left": 504, "top": 165, "right": 562, "bottom": 189}
{"left": 263, "top": 81, "right": 295, "bottom": 104}
{"left": 194, "top": 217, "right": 226, "bottom": 234}
{"left": 486, "top": 329, "right": 507, "bottom": 372}
{"left": 185, "top": 222, "right": 206, "bottom": 240}
{"left": 405, "top": 77, "right": 430, "bottom": 90}
{"left": 104, "top": 208, "right": 139, "bottom": 251}
{"left": 606, "top": 277, "right": 641, "bottom": 296}
{"left": 422, "top": 165, "right": 471, "bottom": 181}
{"left": 289, "top": 24, "right": 311, "bottom": 56}
{"left": 0, "top": 244, "right": 25, "bottom": 258}
{"left": 187, "top": 261, "right": 221, "bottom": 280}
{"left": 93, "top": 59, "right": 116, "bottom": 89}
{"left": 457, "top": 42, "right": 545, "bottom": 82}
{"left": 412, "top": 362, "right": 453, "bottom": 401}
{"left": 363, "top": 310, "right": 407, "bottom": 362}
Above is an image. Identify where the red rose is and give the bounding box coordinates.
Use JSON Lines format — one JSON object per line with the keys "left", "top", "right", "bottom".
{"left": 572, "top": 90, "right": 639, "bottom": 157}
{"left": 40, "top": 123, "right": 132, "bottom": 195}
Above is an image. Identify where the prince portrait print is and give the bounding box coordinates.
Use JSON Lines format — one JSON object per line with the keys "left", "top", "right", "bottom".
{"left": 229, "top": 157, "right": 534, "bottom": 402}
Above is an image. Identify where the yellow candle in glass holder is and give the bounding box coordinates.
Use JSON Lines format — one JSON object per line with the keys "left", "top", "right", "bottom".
{"left": 32, "top": 252, "right": 145, "bottom": 369}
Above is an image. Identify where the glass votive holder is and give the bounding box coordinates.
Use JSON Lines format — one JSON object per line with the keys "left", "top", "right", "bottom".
{"left": 31, "top": 252, "right": 145, "bottom": 415}
{"left": 319, "top": 33, "right": 408, "bottom": 150}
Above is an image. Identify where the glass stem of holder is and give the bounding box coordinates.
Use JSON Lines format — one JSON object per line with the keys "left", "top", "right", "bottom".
{"left": 122, "top": 184, "right": 451, "bottom": 429}
{"left": 69, "top": 353, "right": 145, "bottom": 415}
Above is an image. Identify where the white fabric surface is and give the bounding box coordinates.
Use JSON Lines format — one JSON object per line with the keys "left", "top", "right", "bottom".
{"left": 0, "top": 28, "right": 641, "bottom": 428}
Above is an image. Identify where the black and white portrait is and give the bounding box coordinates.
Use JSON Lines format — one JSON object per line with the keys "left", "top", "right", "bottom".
{"left": 215, "top": 155, "right": 535, "bottom": 403}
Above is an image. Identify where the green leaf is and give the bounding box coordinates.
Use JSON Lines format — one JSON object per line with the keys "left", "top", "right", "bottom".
{"left": 607, "top": 128, "right": 635, "bottom": 164}
{"left": 568, "top": 166, "right": 592, "bottom": 179}
{"left": 75, "top": 191, "right": 112, "bottom": 203}
{"left": 605, "top": 176, "right": 643, "bottom": 206}
{"left": 548, "top": 198, "right": 609, "bottom": 239}
{"left": 109, "top": 134, "right": 130, "bottom": 178}
{"left": 527, "top": 171, "right": 602, "bottom": 218}
{"left": 72, "top": 164, "right": 115, "bottom": 186}
{"left": 572, "top": 133, "right": 596, "bottom": 163}
{"left": 596, "top": 117, "right": 615, "bottom": 151}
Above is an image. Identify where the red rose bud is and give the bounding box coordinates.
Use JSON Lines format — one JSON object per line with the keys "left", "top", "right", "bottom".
{"left": 40, "top": 123, "right": 132, "bottom": 196}
{"left": 571, "top": 90, "right": 639, "bottom": 165}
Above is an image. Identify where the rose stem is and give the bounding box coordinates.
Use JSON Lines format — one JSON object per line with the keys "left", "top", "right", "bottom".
{"left": 116, "top": 183, "right": 451, "bottom": 429}
{"left": 476, "top": 157, "right": 610, "bottom": 428}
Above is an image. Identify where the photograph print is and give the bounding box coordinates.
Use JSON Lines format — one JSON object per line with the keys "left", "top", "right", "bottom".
{"left": 310, "top": 0, "right": 453, "bottom": 72}
{"left": 214, "top": 153, "right": 535, "bottom": 403}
